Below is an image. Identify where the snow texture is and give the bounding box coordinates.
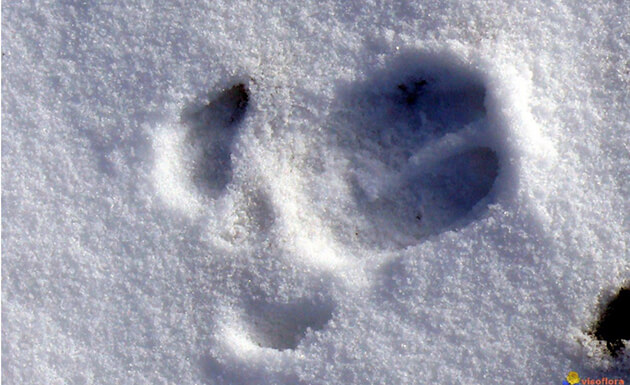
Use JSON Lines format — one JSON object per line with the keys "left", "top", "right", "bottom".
{"left": 2, "top": 1, "right": 629, "bottom": 384}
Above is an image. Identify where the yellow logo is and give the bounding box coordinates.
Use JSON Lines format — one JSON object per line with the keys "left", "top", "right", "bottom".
{"left": 564, "top": 371, "right": 626, "bottom": 385}
{"left": 566, "top": 372, "right": 581, "bottom": 385}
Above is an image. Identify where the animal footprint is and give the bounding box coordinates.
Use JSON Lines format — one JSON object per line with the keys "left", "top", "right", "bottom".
{"left": 197, "top": 51, "right": 506, "bottom": 384}
{"left": 152, "top": 82, "right": 251, "bottom": 213}
{"left": 203, "top": 276, "right": 335, "bottom": 383}
{"left": 242, "top": 295, "right": 335, "bottom": 351}
{"left": 330, "top": 51, "right": 500, "bottom": 248}
{"left": 182, "top": 83, "right": 250, "bottom": 195}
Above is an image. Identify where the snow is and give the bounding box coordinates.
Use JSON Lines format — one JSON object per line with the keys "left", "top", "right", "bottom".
{"left": 2, "top": 1, "right": 629, "bottom": 384}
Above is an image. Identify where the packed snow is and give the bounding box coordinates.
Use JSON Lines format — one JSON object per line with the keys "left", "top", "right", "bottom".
{"left": 2, "top": 1, "right": 629, "bottom": 384}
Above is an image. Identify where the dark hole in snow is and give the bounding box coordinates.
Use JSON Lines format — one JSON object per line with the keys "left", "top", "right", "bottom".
{"left": 214, "top": 83, "right": 249, "bottom": 125}
{"left": 593, "top": 286, "right": 630, "bottom": 357}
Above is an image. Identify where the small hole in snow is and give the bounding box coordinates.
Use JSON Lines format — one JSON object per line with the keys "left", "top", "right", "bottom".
{"left": 592, "top": 286, "right": 630, "bottom": 357}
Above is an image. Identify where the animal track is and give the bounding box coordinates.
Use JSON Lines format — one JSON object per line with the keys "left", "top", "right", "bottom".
{"left": 179, "top": 51, "right": 505, "bottom": 383}
{"left": 329, "top": 51, "right": 499, "bottom": 248}
{"left": 182, "top": 83, "right": 249, "bottom": 195}
{"left": 242, "top": 295, "right": 334, "bottom": 351}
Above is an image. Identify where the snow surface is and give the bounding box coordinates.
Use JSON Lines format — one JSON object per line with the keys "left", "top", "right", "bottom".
{"left": 2, "top": 1, "right": 629, "bottom": 384}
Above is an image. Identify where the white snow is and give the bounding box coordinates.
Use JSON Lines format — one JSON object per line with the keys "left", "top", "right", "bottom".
{"left": 2, "top": 1, "right": 629, "bottom": 384}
